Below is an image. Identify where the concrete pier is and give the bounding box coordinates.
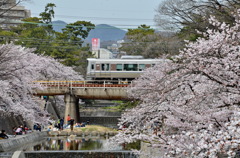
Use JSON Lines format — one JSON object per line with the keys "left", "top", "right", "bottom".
{"left": 64, "top": 94, "right": 80, "bottom": 124}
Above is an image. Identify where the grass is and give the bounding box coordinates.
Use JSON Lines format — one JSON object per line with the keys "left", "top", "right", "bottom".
{"left": 111, "top": 100, "right": 124, "bottom": 104}
{"left": 103, "top": 101, "right": 140, "bottom": 112}
{"left": 102, "top": 105, "right": 122, "bottom": 111}
{"left": 64, "top": 125, "right": 117, "bottom": 133}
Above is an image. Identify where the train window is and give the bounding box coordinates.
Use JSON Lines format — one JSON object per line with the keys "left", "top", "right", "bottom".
{"left": 139, "top": 64, "right": 145, "bottom": 71}
{"left": 101, "top": 64, "right": 105, "bottom": 70}
{"left": 101, "top": 63, "right": 110, "bottom": 71}
{"left": 91, "top": 64, "right": 94, "bottom": 70}
{"left": 116, "top": 64, "right": 123, "bottom": 71}
{"left": 106, "top": 64, "right": 110, "bottom": 71}
{"left": 124, "top": 64, "right": 138, "bottom": 71}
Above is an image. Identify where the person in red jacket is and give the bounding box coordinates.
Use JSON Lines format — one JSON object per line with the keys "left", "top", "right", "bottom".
{"left": 67, "top": 114, "right": 71, "bottom": 125}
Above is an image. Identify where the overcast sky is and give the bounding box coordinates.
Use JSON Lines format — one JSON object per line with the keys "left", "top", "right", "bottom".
{"left": 22, "top": 0, "right": 163, "bottom": 30}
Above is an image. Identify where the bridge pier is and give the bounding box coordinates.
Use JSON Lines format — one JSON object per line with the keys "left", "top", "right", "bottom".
{"left": 64, "top": 94, "right": 80, "bottom": 124}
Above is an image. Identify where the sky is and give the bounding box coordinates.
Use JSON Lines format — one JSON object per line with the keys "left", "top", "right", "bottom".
{"left": 21, "top": 0, "right": 163, "bottom": 30}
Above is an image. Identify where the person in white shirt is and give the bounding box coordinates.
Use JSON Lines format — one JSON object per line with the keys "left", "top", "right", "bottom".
{"left": 15, "top": 126, "right": 22, "bottom": 135}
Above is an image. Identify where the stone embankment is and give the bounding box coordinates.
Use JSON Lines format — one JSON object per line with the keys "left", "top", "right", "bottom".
{"left": 0, "top": 131, "right": 48, "bottom": 152}
{"left": 1, "top": 129, "right": 118, "bottom": 158}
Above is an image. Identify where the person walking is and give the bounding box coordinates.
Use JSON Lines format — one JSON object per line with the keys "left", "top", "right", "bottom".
{"left": 70, "top": 119, "right": 74, "bottom": 131}
{"left": 60, "top": 118, "right": 64, "bottom": 130}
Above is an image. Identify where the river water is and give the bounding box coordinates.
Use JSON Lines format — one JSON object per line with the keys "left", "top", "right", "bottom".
{"left": 25, "top": 136, "right": 123, "bottom": 151}
{"left": 79, "top": 106, "right": 121, "bottom": 129}
{"left": 21, "top": 105, "right": 139, "bottom": 157}
{"left": 21, "top": 136, "right": 139, "bottom": 158}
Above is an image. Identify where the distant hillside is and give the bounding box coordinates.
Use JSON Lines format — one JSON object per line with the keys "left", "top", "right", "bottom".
{"left": 52, "top": 22, "right": 126, "bottom": 42}
{"left": 86, "top": 24, "right": 126, "bottom": 42}
{"left": 52, "top": 20, "right": 67, "bottom": 32}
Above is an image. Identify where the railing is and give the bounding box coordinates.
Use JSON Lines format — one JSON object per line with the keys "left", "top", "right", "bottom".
{"left": 32, "top": 80, "right": 132, "bottom": 88}
{"left": 0, "top": 152, "right": 13, "bottom": 158}
{"left": 24, "top": 150, "right": 137, "bottom": 158}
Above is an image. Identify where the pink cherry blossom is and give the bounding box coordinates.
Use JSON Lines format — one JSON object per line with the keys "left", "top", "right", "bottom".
{"left": 112, "top": 10, "right": 240, "bottom": 157}
{"left": 0, "top": 43, "right": 82, "bottom": 124}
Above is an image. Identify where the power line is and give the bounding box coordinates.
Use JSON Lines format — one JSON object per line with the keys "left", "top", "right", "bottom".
{"left": 30, "top": 13, "right": 160, "bottom": 29}
{"left": 12, "top": 19, "right": 160, "bottom": 30}
{"left": 0, "top": 36, "right": 176, "bottom": 48}
{"left": 30, "top": 13, "right": 155, "bottom": 22}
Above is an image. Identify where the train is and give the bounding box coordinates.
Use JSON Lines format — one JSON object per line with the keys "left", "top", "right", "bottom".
{"left": 86, "top": 56, "right": 167, "bottom": 81}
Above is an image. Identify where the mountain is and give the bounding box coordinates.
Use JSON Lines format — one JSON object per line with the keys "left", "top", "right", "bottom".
{"left": 86, "top": 24, "right": 126, "bottom": 42}
{"left": 52, "top": 21, "right": 126, "bottom": 42}
{"left": 52, "top": 20, "right": 67, "bottom": 32}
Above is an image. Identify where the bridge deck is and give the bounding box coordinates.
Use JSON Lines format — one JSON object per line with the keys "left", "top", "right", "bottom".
{"left": 33, "top": 80, "right": 132, "bottom": 88}
{"left": 33, "top": 80, "right": 132, "bottom": 100}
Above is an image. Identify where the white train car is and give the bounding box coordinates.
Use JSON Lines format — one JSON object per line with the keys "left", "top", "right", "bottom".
{"left": 86, "top": 57, "right": 166, "bottom": 81}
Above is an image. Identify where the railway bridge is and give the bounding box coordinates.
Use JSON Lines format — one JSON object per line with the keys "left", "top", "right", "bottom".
{"left": 33, "top": 80, "right": 132, "bottom": 124}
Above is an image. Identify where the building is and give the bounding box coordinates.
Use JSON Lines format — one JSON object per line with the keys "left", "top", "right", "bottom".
{"left": 0, "top": 0, "right": 31, "bottom": 30}
{"left": 107, "top": 40, "right": 124, "bottom": 52}
{"left": 92, "top": 48, "right": 113, "bottom": 59}
{"left": 91, "top": 38, "right": 113, "bottom": 59}
{"left": 106, "top": 40, "right": 126, "bottom": 58}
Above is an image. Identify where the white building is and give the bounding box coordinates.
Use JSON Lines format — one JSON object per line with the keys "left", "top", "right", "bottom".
{"left": 91, "top": 38, "right": 113, "bottom": 59}
{"left": 92, "top": 48, "right": 113, "bottom": 59}
{"left": 0, "top": 0, "right": 31, "bottom": 30}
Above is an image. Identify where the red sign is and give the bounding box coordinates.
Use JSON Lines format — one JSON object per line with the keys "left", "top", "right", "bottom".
{"left": 92, "top": 38, "right": 100, "bottom": 50}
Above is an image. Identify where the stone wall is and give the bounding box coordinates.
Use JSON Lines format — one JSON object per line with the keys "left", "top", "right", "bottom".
{"left": 0, "top": 114, "right": 28, "bottom": 134}
{"left": 0, "top": 131, "right": 48, "bottom": 152}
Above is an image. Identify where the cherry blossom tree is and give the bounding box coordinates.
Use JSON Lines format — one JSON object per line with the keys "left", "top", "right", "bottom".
{"left": 0, "top": 43, "right": 82, "bottom": 124}
{"left": 112, "top": 10, "right": 240, "bottom": 157}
